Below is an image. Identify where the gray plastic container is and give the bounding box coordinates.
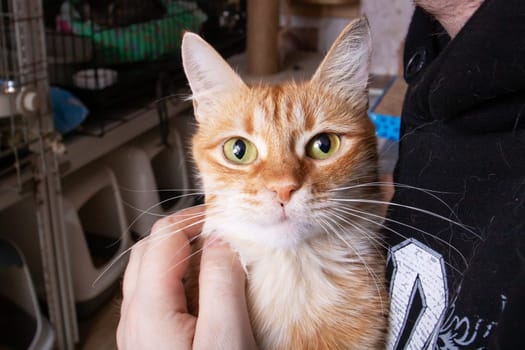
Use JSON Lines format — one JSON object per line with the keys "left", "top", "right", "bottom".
{"left": 0, "top": 238, "right": 55, "bottom": 350}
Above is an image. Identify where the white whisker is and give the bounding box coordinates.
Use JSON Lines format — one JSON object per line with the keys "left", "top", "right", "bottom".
{"left": 332, "top": 205, "right": 466, "bottom": 275}
{"left": 92, "top": 208, "right": 214, "bottom": 286}
{"left": 325, "top": 207, "right": 388, "bottom": 251}
{"left": 331, "top": 181, "right": 461, "bottom": 222}
{"left": 162, "top": 232, "right": 225, "bottom": 276}
{"left": 331, "top": 181, "right": 454, "bottom": 195}
{"left": 123, "top": 193, "right": 205, "bottom": 235}
{"left": 317, "top": 212, "right": 386, "bottom": 312}
{"left": 329, "top": 197, "right": 481, "bottom": 240}
{"left": 118, "top": 186, "right": 205, "bottom": 193}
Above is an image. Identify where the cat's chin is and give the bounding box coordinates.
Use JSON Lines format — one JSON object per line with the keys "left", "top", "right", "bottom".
{"left": 206, "top": 218, "right": 318, "bottom": 251}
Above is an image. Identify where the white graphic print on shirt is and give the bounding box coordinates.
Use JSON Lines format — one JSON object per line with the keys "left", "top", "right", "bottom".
{"left": 387, "top": 239, "right": 501, "bottom": 349}
{"left": 387, "top": 239, "right": 448, "bottom": 350}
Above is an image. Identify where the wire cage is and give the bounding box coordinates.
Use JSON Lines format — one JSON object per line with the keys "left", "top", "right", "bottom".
{"left": 1, "top": 1, "right": 245, "bottom": 349}
{"left": 1, "top": 0, "right": 247, "bottom": 182}
{"left": 43, "top": 0, "right": 246, "bottom": 124}
{"left": 0, "top": 91, "right": 32, "bottom": 186}
{"left": 0, "top": 0, "right": 51, "bottom": 190}
{"left": 0, "top": 1, "right": 77, "bottom": 349}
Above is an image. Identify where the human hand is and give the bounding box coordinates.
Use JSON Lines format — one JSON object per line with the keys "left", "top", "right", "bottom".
{"left": 116, "top": 206, "right": 257, "bottom": 349}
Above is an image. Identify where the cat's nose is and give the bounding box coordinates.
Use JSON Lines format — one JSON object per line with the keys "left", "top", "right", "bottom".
{"left": 271, "top": 184, "right": 298, "bottom": 205}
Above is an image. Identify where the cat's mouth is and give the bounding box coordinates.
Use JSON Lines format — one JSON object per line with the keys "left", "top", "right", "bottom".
{"left": 268, "top": 208, "right": 310, "bottom": 233}
{"left": 278, "top": 207, "right": 290, "bottom": 222}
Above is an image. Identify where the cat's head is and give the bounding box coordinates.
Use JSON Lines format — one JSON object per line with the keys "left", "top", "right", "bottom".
{"left": 182, "top": 19, "right": 380, "bottom": 251}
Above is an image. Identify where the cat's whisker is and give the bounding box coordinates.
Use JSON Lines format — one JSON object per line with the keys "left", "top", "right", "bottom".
{"left": 89, "top": 193, "right": 208, "bottom": 253}
{"left": 332, "top": 181, "right": 453, "bottom": 195}
{"left": 316, "top": 213, "right": 386, "bottom": 312}
{"left": 332, "top": 205, "right": 467, "bottom": 275}
{"left": 320, "top": 210, "right": 386, "bottom": 269}
{"left": 331, "top": 181, "right": 462, "bottom": 222}
{"left": 122, "top": 191, "right": 205, "bottom": 217}
{"left": 123, "top": 193, "right": 207, "bottom": 235}
{"left": 325, "top": 207, "right": 389, "bottom": 252}
{"left": 161, "top": 233, "right": 206, "bottom": 276}
{"left": 121, "top": 200, "right": 171, "bottom": 219}
{"left": 163, "top": 231, "right": 226, "bottom": 277}
{"left": 92, "top": 209, "right": 213, "bottom": 286}
{"left": 153, "top": 92, "right": 190, "bottom": 105}
{"left": 314, "top": 216, "right": 367, "bottom": 266}
{"left": 139, "top": 205, "right": 228, "bottom": 248}
{"left": 320, "top": 211, "right": 385, "bottom": 265}
{"left": 329, "top": 197, "right": 481, "bottom": 240}
{"left": 118, "top": 186, "right": 205, "bottom": 193}
{"left": 118, "top": 187, "right": 244, "bottom": 198}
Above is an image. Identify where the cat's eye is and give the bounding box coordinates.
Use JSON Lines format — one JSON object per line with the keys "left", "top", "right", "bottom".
{"left": 306, "top": 133, "right": 341, "bottom": 160}
{"left": 223, "top": 137, "right": 258, "bottom": 164}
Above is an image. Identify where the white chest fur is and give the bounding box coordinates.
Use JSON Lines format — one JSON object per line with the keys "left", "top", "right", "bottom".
{"left": 240, "top": 243, "right": 353, "bottom": 349}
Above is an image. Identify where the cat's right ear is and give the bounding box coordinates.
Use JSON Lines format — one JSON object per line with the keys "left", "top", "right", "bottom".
{"left": 182, "top": 32, "right": 247, "bottom": 122}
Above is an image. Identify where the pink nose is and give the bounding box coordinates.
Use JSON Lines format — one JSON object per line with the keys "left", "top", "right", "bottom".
{"left": 271, "top": 184, "right": 298, "bottom": 205}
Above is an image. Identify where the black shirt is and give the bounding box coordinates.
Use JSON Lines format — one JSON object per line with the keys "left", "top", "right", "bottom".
{"left": 386, "top": 1, "right": 525, "bottom": 349}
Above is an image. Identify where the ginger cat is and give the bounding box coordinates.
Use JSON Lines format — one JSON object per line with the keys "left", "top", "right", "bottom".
{"left": 182, "top": 18, "right": 388, "bottom": 349}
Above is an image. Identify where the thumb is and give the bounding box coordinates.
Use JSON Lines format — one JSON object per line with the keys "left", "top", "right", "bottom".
{"left": 193, "top": 238, "right": 258, "bottom": 350}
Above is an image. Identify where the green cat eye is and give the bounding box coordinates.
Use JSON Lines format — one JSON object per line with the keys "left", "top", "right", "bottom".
{"left": 223, "top": 137, "right": 258, "bottom": 164}
{"left": 306, "top": 133, "right": 341, "bottom": 160}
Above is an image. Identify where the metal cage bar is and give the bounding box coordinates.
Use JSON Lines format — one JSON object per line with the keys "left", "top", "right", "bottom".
{"left": 0, "top": 0, "right": 77, "bottom": 349}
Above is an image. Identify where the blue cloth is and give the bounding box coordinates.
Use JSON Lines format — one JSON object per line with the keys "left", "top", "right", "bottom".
{"left": 50, "top": 87, "right": 88, "bottom": 134}
{"left": 368, "top": 113, "right": 401, "bottom": 141}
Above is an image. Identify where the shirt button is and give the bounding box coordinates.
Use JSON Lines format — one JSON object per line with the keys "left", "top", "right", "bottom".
{"left": 405, "top": 47, "right": 427, "bottom": 81}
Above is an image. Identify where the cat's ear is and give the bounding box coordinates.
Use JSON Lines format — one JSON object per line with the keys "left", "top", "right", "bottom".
{"left": 311, "top": 18, "right": 371, "bottom": 107}
{"left": 182, "top": 32, "right": 247, "bottom": 121}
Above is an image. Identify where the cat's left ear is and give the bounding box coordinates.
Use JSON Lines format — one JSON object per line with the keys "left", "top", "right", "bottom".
{"left": 311, "top": 18, "right": 371, "bottom": 108}
{"left": 182, "top": 32, "right": 247, "bottom": 121}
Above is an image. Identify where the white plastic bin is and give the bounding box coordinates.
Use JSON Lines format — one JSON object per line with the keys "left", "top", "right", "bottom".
{"left": 61, "top": 165, "right": 131, "bottom": 315}
{"left": 105, "top": 127, "right": 194, "bottom": 238}
{"left": 0, "top": 238, "right": 55, "bottom": 350}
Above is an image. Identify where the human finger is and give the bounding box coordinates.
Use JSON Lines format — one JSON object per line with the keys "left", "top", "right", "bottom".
{"left": 122, "top": 205, "right": 206, "bottom": 303}
{"left": 133, "top": 206, "right": 206, "bottom": 312}
{"left": 117, "top": 206, "right": 206, "bottom": 349}
{"left": 194, "top": 238, "right": 257, "bottom": 349}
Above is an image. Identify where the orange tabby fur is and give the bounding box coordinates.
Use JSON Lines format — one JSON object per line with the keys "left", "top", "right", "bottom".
{"left": 183, "top": 18, "right": 388, "bottom": 349}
